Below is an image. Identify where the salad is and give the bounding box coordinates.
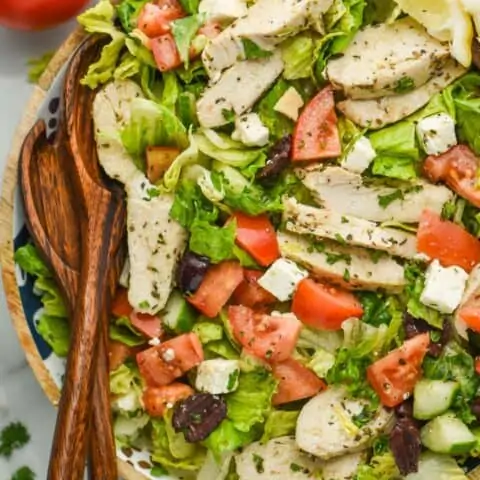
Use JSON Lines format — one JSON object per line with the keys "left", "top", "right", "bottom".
{"left": 14, "top": 0, "right": 480, "bottom": 478}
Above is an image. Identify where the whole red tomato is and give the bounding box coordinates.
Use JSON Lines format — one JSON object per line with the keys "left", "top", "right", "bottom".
{"left": 0, "top": 0, "right": 91, "bottom": 30}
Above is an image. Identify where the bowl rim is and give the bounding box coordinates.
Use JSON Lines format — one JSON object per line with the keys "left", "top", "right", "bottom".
{"left": 0, "top": 25, "right": 147, "bottom": 480}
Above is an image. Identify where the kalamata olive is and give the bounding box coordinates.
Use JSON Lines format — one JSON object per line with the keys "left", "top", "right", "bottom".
{"left": 403, "top": 314, "right": 449, "bottom": 357}
{"left": 389, "top": 417, "right": 421, "bottom": 476}
{"left": 473, "top": 38, "right": 480, "bottom": 71}
{"left": 256, "top": 135, "right": 292, "bottom": 184}
{"left": 172, "top": 393, "right": 227, "bottom": 442}
{"left": 395, "top": 400, "right": 413, "bottom": 420}
{"left": 177, "top": 251, "right": 210, "bottom": 295}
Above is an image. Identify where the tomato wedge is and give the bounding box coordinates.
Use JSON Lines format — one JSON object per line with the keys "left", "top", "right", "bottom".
{"left": 417, "top": 209, "right": 480, "bottom": 272}
{"left": 108, "top": 340, "right": 131, "bottom": 371}
{"left": 232, "top": 212, "right": 280, "bottom": 267}
{"left": 272, "top": 358, "right": 326, "bottom": 405}
{"left": 228, "top": 306, "right": 302, "bottom": 362}
{"left": 151, "top": 33, "right": 183, "bottom": 72}
{"left": 143, "top": 383, "right": 194, "bottom": 417}
{"left": 187, "top": 261, "right": 243, "bottom": 318}
{"left": 137, "top": 333, "right": 204, "bottom": 387}
{"left": 292, "top": 278, "right": 363, "bottom": 330}
{"left": 232, "top": 269, "right": 277, "bottom": 309}
{"left": 424, "top": 145, "right": 480, "bottom": 208}
{"left": 292, "top": 85, "right": 341, "bottom": 162}
{"left": 367, "top": 333, "right": 430, "bottom": 407}
{"left": 137, "top": 1, "right": 184, "bottom": 37}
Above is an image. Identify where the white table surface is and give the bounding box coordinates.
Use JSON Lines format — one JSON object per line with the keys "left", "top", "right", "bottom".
{"left": 0, "top": 14, "right": 91, "bottom": 479}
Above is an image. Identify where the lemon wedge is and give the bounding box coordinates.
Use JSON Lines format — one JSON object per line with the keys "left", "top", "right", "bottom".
{"left": 394, "top": 0, "right": 474, "bottom": 67}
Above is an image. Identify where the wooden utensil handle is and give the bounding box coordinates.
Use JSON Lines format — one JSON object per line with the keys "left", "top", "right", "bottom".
{"left": 48, "top": 206, "right": 115, "bottom": 480}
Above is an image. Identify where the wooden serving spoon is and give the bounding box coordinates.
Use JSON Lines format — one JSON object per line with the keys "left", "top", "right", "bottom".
{"left": 18, "top": 116, "right": 120, "bottom": 478}
{"left": 45, "top": 35, "right": 126, "bottom": 479}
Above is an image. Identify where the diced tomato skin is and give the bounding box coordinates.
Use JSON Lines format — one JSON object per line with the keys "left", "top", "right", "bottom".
{"left": 292, "top": 278, "right": 363, "bottom": 330}
{"left": 367, "top": 333, "right": 430, "bottom": 407}
{"left": 130, "top": 312, "right": 163, "bottom": 339}
{"left": 151, "top": 34, "right": 183, "bottom": 72}
{"left": 417, "top": 209, "right": 480, "bottom": 272}
{"left": 228, "top": 306, "right": 302, "bottom": 362}
{"left": 292, "top": 85, "right": 341, "bottom": 162}
{"left": 111, "top": 288, "right": 132, "bottom": 318}
{"left": 137, "top": 1, "right": 184, "bottom": 37}
{"left": 233, "top": 213, "right": 280, "bottom": 267}
{"left": 232, "top": 269, "right": 277, "bottom": 309}
{"left": 187, "top": 261, "right": 244, "bottom": 318}
{"left": 143, "top": 383, "right": 194, "bottom": 417}
{"left": 136, "top": 333, "right": 204, "bottom": 387}
{"left": 424, "top": 145, "right": 480, "bottom": 208}
{"left": 108, "top": 340, "right": 131, "bottom": 371}
{"left": 272, "top": 358, "right": 326, "bottom": 405}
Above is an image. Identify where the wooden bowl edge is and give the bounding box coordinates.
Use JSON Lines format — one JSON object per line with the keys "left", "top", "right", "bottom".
{"left": 0, "top": 25, "right": 146, "bottom": 480}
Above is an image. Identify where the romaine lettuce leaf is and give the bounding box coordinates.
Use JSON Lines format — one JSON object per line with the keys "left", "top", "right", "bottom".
{"left": 192, "top": 321, "right": 224, "bottom": 344}
{"left": 36, "top": 315, "right": 70, "bottom": 357}
{"left": 363, "top": 0, "right": 400, "bottom": 25}
{"left": 178, "top": 0, "right": 200, "bottom": 14}
{"left": 358, "top": 292, "right": 393, "bottom": 327}
{"left": 109, "top": 316, "right": 145, "bottom": 347}
{"left": 261, "top": 410, "right": 300, "bottom": 443}
{"left": 14, "top": 243, "right": 50, "bottom": 277}
{"left": 116, "top": 0, "right": 148, "bottom": 32}
{"left": 171, "top": 14, "right": 205, "bottom": 68}
{"left": 281, "top": 33, "right": 316, "bottom": 80}
{"left": 110, "top": 362, "right": 143, "bottom": 397}
{"left": 356, "top": 449, "right": 400, "bottom": 480}
{"left": 114, "top": 51, "right": 141, "bottom": 80}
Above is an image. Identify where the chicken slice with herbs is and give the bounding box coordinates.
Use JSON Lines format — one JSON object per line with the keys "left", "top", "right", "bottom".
{"left": 320, "top": 451, "right": 367, "bottom": 480}
{"left": 296, "top": 387, "right": 394, "bottom": 460}
{"left": 278, "top": 231, "right": 406, "bottom": 292}
{"left": 337, "top": 59, "right": 466, "bottom": 128}
{"left": 296, "top": 166, "right": 454, "bottom": 224}
{"left": 327, "top": 18, "right": 451, "bottom": 100}
{"left": 283, "top": 197, "right": 418, "bottom": 259}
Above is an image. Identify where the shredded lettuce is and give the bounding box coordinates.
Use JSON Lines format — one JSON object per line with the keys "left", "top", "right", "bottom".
{"left": 171, "top": 14, "right": 205, "bottom": 68}
{"left": 260, "top": 410, "right": 300, "bottom": 443}
{"left": 356, "top": 443, "right": 400, "bottom": 480}
{"left": 14, "top": 244, "right": 70, "bottom": 357}
{"left": 109, "top": 316, "right": 145, "bottom": 347}
{"left": 189, "top": 220, "right": 237, "bottom": 264}
{"left": 363, "top": 0, "right": 400, "bottom": 25}
{"left": 178, "top": 0, "right": 200, "bottom": 14}
{"left": 358, "top": 292, "right": 394, "bottom": 327}
{"left": 281, "top": 33, "right": 316, "bottom": 80}
{"left": 116, "top": 0, "right": 147, "bottom": 32}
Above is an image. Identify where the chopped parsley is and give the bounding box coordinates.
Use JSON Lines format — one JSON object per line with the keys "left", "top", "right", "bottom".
{"left": 290, "top": 462, "right": 309, "bottom": 473}
{"left": 242, "top": 39, "right": 273, "bottom": 60}
{"left": 394, "top": 76, "right": 415, "bottom": 94}
{"left": 227, "top": 370, "right": 240, "bottom": 390}
{"left": 0, "top": 422, "right": 30, "bottom": 459}
{"left": 252, "top": 453, "right": 265, "bottom": 473}
{"left": 221, "top": 108, "right": 235, "bottom": 122}
{"left": 325, "top": 252, "right": 352, "bottom": 265}
{"left": 378, "top": 186, "right": 424, "bottom": 208}
{"left": 138, "top": 300, "right": 151, "bottom": 309}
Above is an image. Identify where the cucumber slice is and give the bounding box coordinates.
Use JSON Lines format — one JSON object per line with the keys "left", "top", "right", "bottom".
{"left": 413, "top": 379, "right": 459, "bottom": 420}
{"left": 163, "top": 291, "right": 196, "bottom": 333}
{"left": 421, "top": 413, "right": 476, "bottom": 455}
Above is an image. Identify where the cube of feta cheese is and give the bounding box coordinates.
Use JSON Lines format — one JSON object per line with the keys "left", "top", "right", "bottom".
{"left": 258, "top": 258, "right": 308, "bottom": 301}
{"left": 196, "top": 359, "right": 240, "bottom": 394}
{"left": 416, "top": 113, "right": 457, "bottom": 156}
{"left": 232, "top": 113, "right": 270, "bottom": 147}
{"left": 341, "top": 136, "right": 377, "bottom": 174}
{"left": 274, "top": 87, "right": 304, "bottom": 121}
{"left": 199, "top": 0, "right": 248, "bottom": 23}
{"left": 420, "top": 260, "right": 468, "bottom": 314}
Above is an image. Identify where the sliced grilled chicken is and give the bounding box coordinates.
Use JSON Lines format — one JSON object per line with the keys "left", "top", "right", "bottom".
{"left": 296, "top": 387, "right": 394, "bottom": 460}
{"left": 296, "top": 166, "right": 453, "bottom": 223}
{"left": 321, "top": 451, "right": 366, "bottom": 480}
{"left": 283, "top": 198, "right": 417, "bottom": 259}
{"left": 327, "top": 18, "right": 450, "bottom": 100}
{"left": 278, "top": 231, "right": 406, "bottom": 292}
{"left": 337, "top": 59, "right": 466, "bottom": 128}
{"left": 235, "top": 436, "right": 322, "bottom": 479}
{"left": 197, "top": 52, "right": 284, "bottom": 128}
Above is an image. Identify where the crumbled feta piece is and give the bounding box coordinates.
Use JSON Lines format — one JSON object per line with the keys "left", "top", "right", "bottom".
{"left": 112, "top": 392, "right": 141, "bottom": 413}
{"left": 196, "top": 359, "right": 241, "bottom": 394}
{"left": 341, "top": 136, "right": 376, "bottom": 174}
{"left": 199, "top": 0, "right": 248, "bottom": 23}
{"left": 416, "top": 113, "right": 457, "bottom": 156}
{"left": 258, "top": 258, "right": 308, "bottom": 301}
{"left": 232, "top": 113, "right": 270, "bottom": 147}
{"left": 162, "top": 348, "right": 176, "bottom": 362}
{"left": 148, "top": 337, "right": 161, "bottom": 347}
{"left": 420, "top": 260, "right": 468, "bottom": 314}
{"left": 274, "top": 87, "right": 304, "bottom": 121}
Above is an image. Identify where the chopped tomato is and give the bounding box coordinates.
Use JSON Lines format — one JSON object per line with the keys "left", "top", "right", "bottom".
{"left": 228, "top": 306, "right": 301, "bottom": 362}
{"left": 457, "top": 291, "right": 480, "bottom": 333}
{"left": 232, "top": 212, "right": 280, "bottom": 267}
{"left": 199, "top": 21, "right": 222, "bottom": 39}
{"left": 137, "top": 1, "right": 184, "bottom": 37}
{"left": 367, "top": 333, "right": 430, "bottom": 407}
{"left": 111, "top": 288, "right": 132, "bottom": 318}
{"left": 130, "top": 311, "right": 163, "bottom": 339}
{"left": 151, "top": 34, "right": 183, "bottom": 72}
{"left": 417, "top": 209, "right": 480, "bottom": 272}
{"left": 292, "top": 278, "right": 363, "bottom": 330}
{"left": 108, "top": 340, "right": 131, "bottom": 371}
{"left": 272, "top": 358, "right": 326, "bottom": 405}
{"left": 187, "top": 261, "right": 244, "bottom": 318}
{"left": 424, "top": 145, "right": 480, "bottom": 208}
{"left": 292, "top": 85, "right": 341, "bottom": 162}
{"left": 232, "top": 269, "right": 277, "bottom": 309}
{"left": 143, "top": 383, "right": 194, "bottom": 417}
{"left": 137, "top": 333, "right": 204, "bottom": 387}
